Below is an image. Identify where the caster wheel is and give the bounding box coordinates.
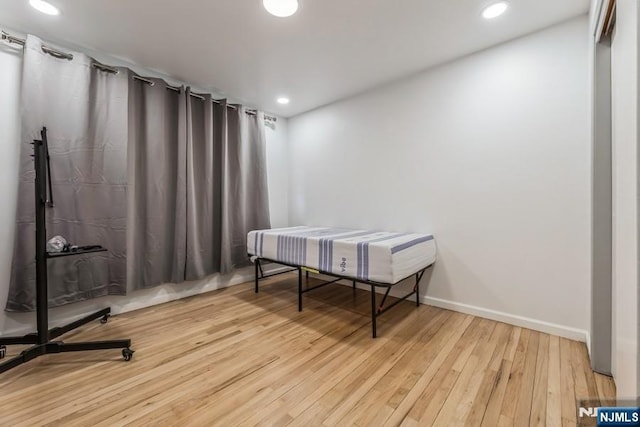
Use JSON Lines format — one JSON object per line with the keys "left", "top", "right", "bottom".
{"left": 100, "top": 314, "right": 111, "bottom": 324}
{"left": 0, "top": 345, "right": 6, "bottom": 360}
{"left": 122, "top": 348, "right": 134, "bottom": 361}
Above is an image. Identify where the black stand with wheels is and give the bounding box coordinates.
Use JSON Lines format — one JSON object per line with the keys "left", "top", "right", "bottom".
{"left": 0, "top": 127, "right": 133, "bottom": 375}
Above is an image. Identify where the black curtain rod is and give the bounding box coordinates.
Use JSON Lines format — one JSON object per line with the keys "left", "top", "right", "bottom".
{"left": 1, "top": 30, "right": 276, "bottom": 122}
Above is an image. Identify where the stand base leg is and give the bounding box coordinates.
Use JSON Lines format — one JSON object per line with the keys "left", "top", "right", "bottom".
{"left": 0, "top": 334, "right": 39, "bottom": 346}
{"left": 0, "top": 354, "right": 26, "bottom": 375}
{"left": 0, "top": 307, "right": 134, "bottom": 375}
{"left": 1, "top": 307, "right": 114, "bottom": 346}
{"left": 53, "top": 340, "right": 131, "bottom": 353}
{"left": 0, "top": 339, "right": 134, "bottom": 375}
{"left": 49, "top": 308, "right": 111, "bottom": 340}
{"left": 55, "top": 340, "right": 134, "bottom": 361}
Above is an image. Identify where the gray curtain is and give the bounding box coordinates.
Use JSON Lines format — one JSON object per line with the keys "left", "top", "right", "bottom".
{"left": 186, "top": 97, "right": 270, "bottom": 277}
{"left": 7, "top": 35, "right": 128, "bottom": 311}
{"left": 220, "top": 108, "right": 271, "bottom": 272}
{"left": 128, "top": 77, "right": 187, "bottom": 289}
{"left": 7, "top": 35, "right": 272, "bottom": 304}
{"left": 185, "top": 91, "right": 220, "bottom": 280}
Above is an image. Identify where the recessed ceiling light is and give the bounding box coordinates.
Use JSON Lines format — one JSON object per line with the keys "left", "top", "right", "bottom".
{"left": 29, "top": 0, "right": 60, "bottom": 16}
{"left": 277, "top": 97, "right": 290, "bottom": 105}
{"left": 263, "top": 0, "right": 298, "bottom": 18}
{"left": 482, "top": 1, "right": 508, "bottom": 19}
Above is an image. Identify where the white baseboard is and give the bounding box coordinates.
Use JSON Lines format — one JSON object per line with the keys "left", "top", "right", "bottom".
{"left": 421, "top": 295, "right": 588, "bottom": 343}
{"left": 331, "top": 279, "right": 588, "bottom": 343}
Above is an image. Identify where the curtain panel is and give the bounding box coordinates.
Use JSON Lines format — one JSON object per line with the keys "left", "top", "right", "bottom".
{"left": 7, "top": 36, "right": 128, "bottom": 311}
{"left": 185, "top": 91, "right": 222, "bottom": 281}
{"left": 220, "top": 108, "right": 271, "bottom": 273}
{"left": 7, "top": 35, "right": 272, "bottom": 309}
{"left": 128, "top": 77, "right": 187, "bottom": 289}
{"left": 185, "top": 93, "right": 271, "bottom": 279}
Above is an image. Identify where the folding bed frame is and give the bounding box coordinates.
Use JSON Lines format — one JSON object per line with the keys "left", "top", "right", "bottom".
{"left": 252, "top": 257, "right": 433, "bottom": 338}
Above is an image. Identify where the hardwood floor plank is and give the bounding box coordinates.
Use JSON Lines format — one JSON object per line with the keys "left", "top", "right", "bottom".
{"left": 595, "top": 373, "right": 616, "bottom": 405}
{"left": 513, "top": 330, "right": 539, "bottom": 425}
{"left": 480, "top": 359, "right": 513, "bottom": 427}
{"left": 463, "top": 322, "right": 512, "bottom": 426}
{"left": 574, "top": 340, "right": 601, "bottom": 405}
{"left": 546, "top": 335, "right": 562, "bottom": 427}
{"left": 499, "top": 328, "right": 531, "bottom": 424}
{"left": 529, "top": 333, "right": 549, "bottom": 427}
{"left": 503, "top": 327, "right": 522, "bottom": 363}
{"left": 560, "top": 338, "right": 578, "bottom": 424}
{"left": 477, "top": 326, "right": 521, "bottom": 427}
{"left": 571, "top": 340, "right": 591, "bottom": 407}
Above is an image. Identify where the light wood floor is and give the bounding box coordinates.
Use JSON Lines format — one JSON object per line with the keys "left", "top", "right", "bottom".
{"left": 0, "top": 273, "right": 615, "bottom": 426}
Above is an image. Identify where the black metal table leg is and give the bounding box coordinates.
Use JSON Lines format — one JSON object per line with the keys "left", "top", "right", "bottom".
{"left": 254, "top": 258, "right": 260, "bottom": 293}
{"left": 371, "top": 285, "right": 377, "bottom": 338}
{"left": 298, "top": 267, "right": 303, "bottom": 311}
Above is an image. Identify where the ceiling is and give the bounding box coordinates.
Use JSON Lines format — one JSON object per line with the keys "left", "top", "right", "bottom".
{"left": 0, "top": 0, "right": 589, "bottom": 117}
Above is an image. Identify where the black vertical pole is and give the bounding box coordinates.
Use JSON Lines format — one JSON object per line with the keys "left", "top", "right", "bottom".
{"left": 416, "top": 273, "right": 420, "bottom": 307}
{"left": 254, "top": 259, "right": 259, "bottom": 293}
{"left": 42, "top": 127, "right": 54, "bottom": 207}
{"left": 34, "top": 132, "right": 49, "bottom": 345}
{"left": 298, "top": 267, "right": 302, "bottom": 312}
{"left": 370, "top": 285, "right": 377, "bottom": 338}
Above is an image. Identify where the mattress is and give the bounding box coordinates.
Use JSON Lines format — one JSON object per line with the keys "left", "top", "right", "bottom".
{"left": 247, "top": 226, "right": 436, "bottom": 285}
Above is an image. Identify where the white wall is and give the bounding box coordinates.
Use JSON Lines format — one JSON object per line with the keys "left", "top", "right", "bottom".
{"left": 0, "top": 35, "right": 289, "bottom": 336}
{"left": 265, "top": 119, "right": 289, "bottom": 228}
{"left": 611, "top": 0, "right": 639, "bottom": 400}
{"left": 288, "top": 16, "right": 591, "bottom": 340}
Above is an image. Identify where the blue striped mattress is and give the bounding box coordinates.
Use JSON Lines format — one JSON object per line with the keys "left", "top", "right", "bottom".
{"left": 247, "top": 226, "right": 436, "bottom": 285}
